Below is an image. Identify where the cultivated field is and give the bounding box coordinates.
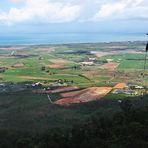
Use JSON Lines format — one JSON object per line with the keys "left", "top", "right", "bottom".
{"left": 55, "top": 87, "right": 112, "bottom": 105}
{"left": 0, "top": 41, "right": 148, "bottom": 132}
{"left": 0, "top": 41, "right": 147, "bottom": 101}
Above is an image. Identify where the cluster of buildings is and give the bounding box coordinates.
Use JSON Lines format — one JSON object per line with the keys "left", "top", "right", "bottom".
{"left": 112, "top": 83, "right": 145, "bottom": 95}
{"left": 113, "top": 89, "right": 138, "bottom": 95}
{"left": 80, "top": 57, "right": 96, "bottom": 66}
{"left": 0, "top": 83, "right": 29, "bottom": 93}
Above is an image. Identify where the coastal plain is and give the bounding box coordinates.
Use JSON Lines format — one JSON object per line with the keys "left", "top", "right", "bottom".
{"left": 0, "top": 41, "right": 147, "bottom": 131}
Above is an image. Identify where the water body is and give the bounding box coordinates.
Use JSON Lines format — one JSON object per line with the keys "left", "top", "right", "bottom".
{"left": 0, "top": 33, "right": 147, "bottom": 45}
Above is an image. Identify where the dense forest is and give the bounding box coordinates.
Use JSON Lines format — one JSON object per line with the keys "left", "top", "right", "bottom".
{"left": 0, "top": 95, "right": 148, "bottom": 148}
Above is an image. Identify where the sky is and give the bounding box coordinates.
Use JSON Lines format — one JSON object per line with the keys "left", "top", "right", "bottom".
{"left": 0, "top": 0, "right": 148, "bottom": 34}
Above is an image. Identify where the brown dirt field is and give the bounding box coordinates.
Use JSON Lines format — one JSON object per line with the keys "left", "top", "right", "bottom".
{"left": 50, "top": 59, "right": 70, "bottom": 64}
{"left": 47, "top": 64, "right": 65, "bottom": 69}
{"left": 95, "top": 52, "right": 108, "bottom": 57}
{"left": 113, "top": 83, "right": 127, "bottom": 89}
{"left": 16, "top": 76, "right": 57, "bottom": 81}
{"left": 12, "top": 63, "right": 25, "bottom": 68}
{"left": 55, "top": 87, "right": 112, "bottom": 105}
{"left": 45, "top": 86, "right": 80, "bottom": 93}
{"left": 54, "top": 98, "right": 75, "bottom": 105}
{"left": 100, "top": 62, "right": 120, "bottom": 70}
{"left": 47, "top": 58, "right": 71, "bottom": 69}
{"left": 61, "top": 89, "right": 88, "bottom": 98}
{"left": 95, "top": 50, "right": 144, "bottom": 58}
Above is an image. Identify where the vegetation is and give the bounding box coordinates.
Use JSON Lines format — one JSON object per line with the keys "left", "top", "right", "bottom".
{"left": 0, "top": 41, "right": 147, "bottom": 86}
{"left": 0, "top": 95, "right": 147, "bottom": 148}
{"left": 0, "top": 41, "right": 147, "bottom": 147}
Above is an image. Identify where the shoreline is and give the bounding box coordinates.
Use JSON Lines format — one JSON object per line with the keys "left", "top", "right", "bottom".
{"left": 0, "top": 40, "right": 147, "bottom": 47}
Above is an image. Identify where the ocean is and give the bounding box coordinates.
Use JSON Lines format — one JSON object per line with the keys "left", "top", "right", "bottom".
{"left": 0, "top": 33, "right": 147, "bottom": 45}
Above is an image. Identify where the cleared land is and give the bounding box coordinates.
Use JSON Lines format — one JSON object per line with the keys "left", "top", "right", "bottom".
{"left": 113, "top": 83, "right": 127, "bottom": 89}
{"left": 0, "top": 41, "right": 147, "bottom": 133}
{"left": 0, "top": 41, "right": 147, "bottom": 98}
{"left": 100, "top": 62, "right": 120, "bottom": 70}
{"left": 55, "top": 87, "right": 112, "bottom": 105}
{"left": 47, "top": 64, "right": 65, "bottom": 69}
{"left": 47, "top": 59, "right": 71, "bottom": 69}
{"left": 50, "top": 59, "right": 70, "bottom": 64}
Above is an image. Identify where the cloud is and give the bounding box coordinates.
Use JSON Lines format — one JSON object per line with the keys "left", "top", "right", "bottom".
{"left": 0, "top": 0, "right": 81, "bottom": 24}
{"left": 93, "top": 0, "right": 148, "bottom": 21}
{"left": 1, "top": 0, "right": 148, "bottom": 25}
{"left": 10, "top": 0, "right": 22, "bottom": 3}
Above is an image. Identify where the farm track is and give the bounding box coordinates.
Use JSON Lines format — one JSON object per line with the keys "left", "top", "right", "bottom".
{"left": 16, "top": 76, "right": 57, "bottom": 81}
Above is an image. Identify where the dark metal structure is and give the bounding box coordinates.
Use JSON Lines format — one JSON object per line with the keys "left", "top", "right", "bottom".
{"left": 142, "top": 34, "right": 148, "bottom": 97}
{"left": 144, "top": 35, "right": 148, "bottom": 72}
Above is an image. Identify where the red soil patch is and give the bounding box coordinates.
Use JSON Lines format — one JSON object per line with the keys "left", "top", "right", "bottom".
{"left": 101, "top": 62, "right": 120, "bottom": 70}
{"left": 54, "top": 98, "right": 79, "bottom": 105}
{"left": 61, "top": 89, "right": 84, "bottom": 98}
{"left": 55, "top": 87, "right": 112, "bottom": 105}
{"left": 113, "top": 83, "right": 127, "bottom": 89}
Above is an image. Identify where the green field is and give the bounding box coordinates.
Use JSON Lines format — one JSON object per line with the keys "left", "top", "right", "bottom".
{"left": 0, "top": 42, "right": 148, "bottom": 148}
{"left": 0, "top": 42, "right": 147, "bottom": 86}
{"left": 0, "top": 41, "right": 148, "bottom": 132}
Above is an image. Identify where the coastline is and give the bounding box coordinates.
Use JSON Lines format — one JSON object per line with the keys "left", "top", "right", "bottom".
{"left": 0, "top": 32, "right": 147, "bottom": 46}
{"left": 0, "top": 40, "right": 147, "bottom": 47}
